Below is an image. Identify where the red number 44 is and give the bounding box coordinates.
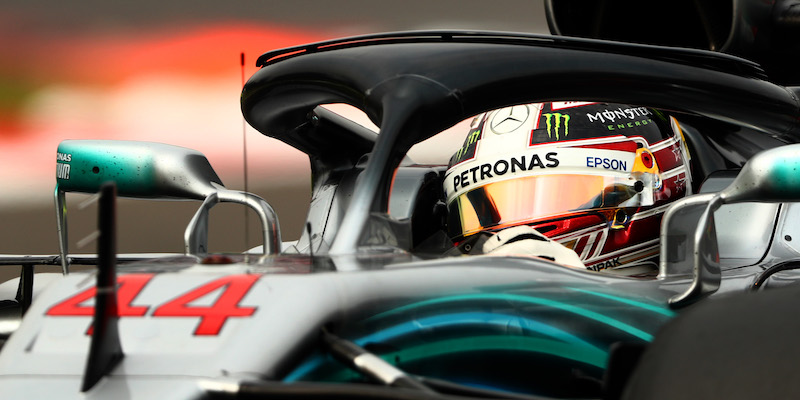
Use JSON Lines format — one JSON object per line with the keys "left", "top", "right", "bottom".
{"left": 47, "top": 274, "right": 260, "bottom": 336}
{"left": 153, "top": 274, "right": 259, "bottom": 335}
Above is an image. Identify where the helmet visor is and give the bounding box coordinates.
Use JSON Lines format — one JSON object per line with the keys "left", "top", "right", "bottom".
{"left": 447, "top": 173, "right": 656, "bottom": 239}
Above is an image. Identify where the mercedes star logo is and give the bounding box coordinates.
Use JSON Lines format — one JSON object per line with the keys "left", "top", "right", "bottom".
{"left": 490, "top": 105, "right": 530, "bottom": 134}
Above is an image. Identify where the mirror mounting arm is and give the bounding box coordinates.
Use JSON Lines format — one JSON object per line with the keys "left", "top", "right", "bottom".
{"left": 184, "top": 189, "right": 281, "bottom": 258}
{"left": 55, "top": 186, "right": 69, "bottom": 274}
{"left": 668, "top": 195, "right": 722, "bottom": 308}
{"left": 54, "top": 140, "right": 283, "bottom": 265}
{"left": 667, "top": 144, "right": 800, "bottom": 308}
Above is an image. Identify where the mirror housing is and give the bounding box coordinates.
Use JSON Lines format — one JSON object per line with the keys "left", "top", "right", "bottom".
{"left": 665, "top": 144, "right": 800, "bottom": 307}
{"left": 56, "top": 140, "right": 223, "bottom": 199}
{"left": 718, "top": 145, "right": 800, "bottom": 203}
{"left": 55, "top": 140, "right": 280, "bottom": 272}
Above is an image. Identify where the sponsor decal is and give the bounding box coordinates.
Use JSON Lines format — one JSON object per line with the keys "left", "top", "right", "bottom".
{"left": 452, "top": 129, "right": 481, "bottom": 161}
{"left": 587, "top": 257, "right": 622, "bottom": 272}
{"left": 56, "top": 152, "right": 72, "bottom": 180}
{"left": 587, "top": 107, "right": 652, "bottom": 124}
{"left": 452, "top": 152, "right": 559, "bottom": 191}
{"left": 56, "top": 163, "right": 71, "bottom": 180}
{"left": 489, "top": 105, "right": 530, "bottom": 134}
{"left": 449, "top": 120, "right": 485, "bottom": 166}
{"left": 606, "top": 119, "right": 652, "bottom": 131}
{"left": 542, "top": 113, "right": 570, "bottom": 140}
{"left": 586, "top": 157, "right": 628, "bottom": 171}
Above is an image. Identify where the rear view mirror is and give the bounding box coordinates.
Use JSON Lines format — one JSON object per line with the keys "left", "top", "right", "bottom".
{"left": 665, "top": 144, "right": 800, "bottom": 307}
{"left": 718, "top": 145, "right": 800, "bottom": 203}
{"left": 55, "top": 140, "right": 280, "bottom": 273}
{"left": 56, "top": 140, "right": 223, "bottom": 199}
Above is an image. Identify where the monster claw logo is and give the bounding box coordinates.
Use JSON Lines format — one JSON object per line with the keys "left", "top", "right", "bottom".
{"left": 543, "top": 113, "right": 570, "bottom": 140}
{"left": 449, "top": 127, "right": 483, "bottom": 166}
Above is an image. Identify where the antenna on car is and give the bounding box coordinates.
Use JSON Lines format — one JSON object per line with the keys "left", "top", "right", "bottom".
{"left": 307, "top": 222, "right": 314, "bottom": 257}
{"left": 241, "top": 52, "right": 251, "bottom": 262}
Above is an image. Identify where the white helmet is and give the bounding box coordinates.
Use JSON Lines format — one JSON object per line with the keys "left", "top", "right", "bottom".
{"left": 444, "top": 102, "right": 693, "bottom": 275}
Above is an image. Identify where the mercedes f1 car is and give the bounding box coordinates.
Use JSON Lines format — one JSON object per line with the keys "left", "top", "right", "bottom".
{"left": 1, "top": 1, "right": 799, "bottom": 399}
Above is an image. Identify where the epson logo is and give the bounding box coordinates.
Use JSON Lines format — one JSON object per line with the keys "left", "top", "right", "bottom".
{"left": 586, "top": 156, "right": 627, "bottom": 171}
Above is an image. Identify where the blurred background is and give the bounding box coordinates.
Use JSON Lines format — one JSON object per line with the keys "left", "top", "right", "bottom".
{"left": 0, "top": 0, "right": 548, "bottom": 265}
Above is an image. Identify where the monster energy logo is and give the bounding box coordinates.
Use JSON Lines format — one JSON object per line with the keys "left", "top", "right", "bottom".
{"left": 452, "top": 129, "right": 482, "bottom": 163}
{"left": 543, "top": 113, "right": 570, "bottom": 140}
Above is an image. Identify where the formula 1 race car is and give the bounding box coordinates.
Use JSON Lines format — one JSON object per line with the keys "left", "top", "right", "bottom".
{"left": 0, "top": 2, "right": 799, "bottom": 399}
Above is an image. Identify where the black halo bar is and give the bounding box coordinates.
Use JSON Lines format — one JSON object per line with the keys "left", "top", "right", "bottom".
{"left": 255, "top": 30, "right": 766, "bottom": 80}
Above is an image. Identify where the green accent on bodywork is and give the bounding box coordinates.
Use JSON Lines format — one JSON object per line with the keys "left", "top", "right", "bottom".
{"left": 368, "top": 293, "right": 654, "bottom": 341}
{"left": 565, "top": 288, "right": 676, "bottom": 317}
{"left": 56, "top": 142, "right": 158, "bottom": 196}
{"left": 388, "top": 335, "right": 607, "bottom": 367}
{"left": 325, "top": 335, "right": 608, "bottom": 382}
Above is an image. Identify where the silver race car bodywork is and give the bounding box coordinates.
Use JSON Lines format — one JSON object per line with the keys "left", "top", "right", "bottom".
{"left": 1, "top": 2, "right": 799, "bottom": 399}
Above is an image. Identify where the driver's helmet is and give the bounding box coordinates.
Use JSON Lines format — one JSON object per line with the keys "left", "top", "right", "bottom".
{"left": 443, "top": 102, "right": 693, "bottom": 275}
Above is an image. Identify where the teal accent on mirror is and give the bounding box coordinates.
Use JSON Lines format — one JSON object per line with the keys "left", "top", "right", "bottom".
{"left": 56, "top": 141, "right": 158, "bottom": 196}
{"left": 769, "top": 158, "right": 800, "bottom": 198}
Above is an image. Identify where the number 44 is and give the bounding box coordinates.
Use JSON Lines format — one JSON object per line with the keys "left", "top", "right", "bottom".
{"left": 47, "top": 274, "right": 260, "bottom": 336}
